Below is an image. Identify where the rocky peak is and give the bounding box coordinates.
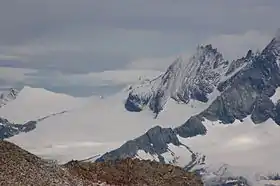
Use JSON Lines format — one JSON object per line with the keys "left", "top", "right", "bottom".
{"left": 193, "top": 44, "right": 227, "bottom": 69}
{"left": 262, "top": 30, "right": 280, "bottom": 66}
{"left": 125, "top": 44, "right": 229, "bottom": 116}
{"left": 224, "top": 50, "right": 255, "bottom": 77}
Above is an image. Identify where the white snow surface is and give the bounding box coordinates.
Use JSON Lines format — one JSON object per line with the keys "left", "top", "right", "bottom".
{"left": 0, "top": 86, "right": 87, "bottom": 123}
{"left": 132, "top": 116, "right": 280, "bottom": 185}
{"left": 182, "top": 117, "right": 280, "bottom": 172}
{"left": 161, "top": 144, "right": 192, "bottom": 166}
{"left": 136, "top": 150, "right": 159, "bottom": 162}
{"left": 4, "top": 86, "right": 206, "bottom": 163}
{"left": 172, "top": 117, "right": 280, "bottom": 185}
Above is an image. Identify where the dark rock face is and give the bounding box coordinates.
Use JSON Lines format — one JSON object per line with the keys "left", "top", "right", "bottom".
{"left": 0, "top": 118, "right": 37, "bottom": 140}
{"left": 97, "top": 119, "right": 207, "bottom": 165}
{"left": 225, "top": 50, "right": 254, "bottom": 76}
{"left": 251, "top": 95, "right": 275, "bottom": 124}
{"left": 174, "top": 116, "right": 207, "bottom": 138}
{"left": 97, "top": 126, "right": 180, "bottom": 163}
{"left": 125, "top": 92, "right": 150, "bottom": 112}
{"left": 202, "top": 82, "right": 258, "bottom": 124}
{"left": 204, "top": 40, "right": 280, "bottom": 124}
{"left": 273, "top": 102, "right": 280, "bottom": 124}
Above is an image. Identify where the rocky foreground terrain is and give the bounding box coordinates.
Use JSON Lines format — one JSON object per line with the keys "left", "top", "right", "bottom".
{"left": 0, "top": 140, "right": 202, "bottom": 186}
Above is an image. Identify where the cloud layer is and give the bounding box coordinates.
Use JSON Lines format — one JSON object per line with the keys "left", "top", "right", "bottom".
{"left": 0, "top": 1, "right": 279, "bottom": 96}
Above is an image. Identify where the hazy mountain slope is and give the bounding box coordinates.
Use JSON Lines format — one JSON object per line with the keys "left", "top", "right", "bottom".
{"left": 0, "top": 86, "right": 86, "bottom": 123}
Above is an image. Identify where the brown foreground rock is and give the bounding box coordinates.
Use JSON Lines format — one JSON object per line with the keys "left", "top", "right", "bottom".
{"left": 0, "top": 140, "right": 85, "bottom": 186}
{"left": 65, "top": 159, "right": 203, "bottom": 186}
{"left": 0, "top": 140, "right": 203, "bottom": 186}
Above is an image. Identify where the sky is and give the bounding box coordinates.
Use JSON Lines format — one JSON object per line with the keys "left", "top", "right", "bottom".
{"left": 0, "top": 0, "right": 279, "bottom": 96}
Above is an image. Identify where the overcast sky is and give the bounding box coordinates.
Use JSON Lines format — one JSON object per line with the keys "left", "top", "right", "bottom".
{"left": 0, "top": 0, "right": 279, "bottom": 96}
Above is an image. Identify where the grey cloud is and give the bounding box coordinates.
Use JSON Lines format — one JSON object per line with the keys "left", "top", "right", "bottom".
{"left": 0, "top": 0, "right": 279, "bottom": 46}
{"left": 0, "top": 0, "right": 279, "bottom": 95}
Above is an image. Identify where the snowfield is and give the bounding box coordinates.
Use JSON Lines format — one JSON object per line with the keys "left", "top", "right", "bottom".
{"left": 2, "top": 86, "right": 280, "bottom": 185}
{"left": 4, "top": 86, "right": 206, "bottom": 163}
{"left": 0, "top": 86, "right": 87, "bottom": 123}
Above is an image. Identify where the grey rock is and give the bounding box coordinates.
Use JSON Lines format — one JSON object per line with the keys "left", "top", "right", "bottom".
{"left": 272, "top": 102, "right": 280, "bottom": 124}
{"left": 204, "top": 38, "right": 280, "bottom": 124}
{"left": 0, "top": 118, "right": 37, "bottom": 139}
{"left": 225, "top": 50, "right": 254, "bottom": 76}
{"left": 97, "top": 126, "right": 180, "bottom": 163}
{"left": 251, "top": 95, "right": 275, "bottom": 124}
{"left": 174, "top": 116, "right": 207, "bottom": 138}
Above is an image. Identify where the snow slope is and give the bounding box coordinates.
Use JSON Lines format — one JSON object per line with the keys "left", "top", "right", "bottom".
{"left": 130, "top": 117, "right": 280, "bottom": 185}
{"left": 0, "top": 86, "right": 87, "bottom": 123}
{"left": 5, "top": 87, "right": 214, "bottom": 163}
{"left": 179, "top": 117, "right": 280, "bottom": 172}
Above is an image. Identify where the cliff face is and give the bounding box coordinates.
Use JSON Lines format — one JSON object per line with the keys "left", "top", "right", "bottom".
{"left": 0, "top": 140, "right": 203, "bottom": 186}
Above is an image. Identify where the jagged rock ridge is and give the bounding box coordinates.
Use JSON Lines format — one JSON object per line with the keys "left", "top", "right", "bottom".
{"left": 204, "top": 32, "right": 280, "bottom": 124}
{"left": 125, "top": 44, "right": 255, "bottom": 116}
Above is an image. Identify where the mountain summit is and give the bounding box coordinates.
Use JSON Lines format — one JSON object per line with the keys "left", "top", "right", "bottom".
{"left": 125, "top": 44, "right": 254, "bottom": 117}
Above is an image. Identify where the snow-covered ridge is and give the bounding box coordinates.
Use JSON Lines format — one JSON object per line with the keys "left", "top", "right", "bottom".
{"left": 0, "top": 86, "right": 87, "bottom": 123}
